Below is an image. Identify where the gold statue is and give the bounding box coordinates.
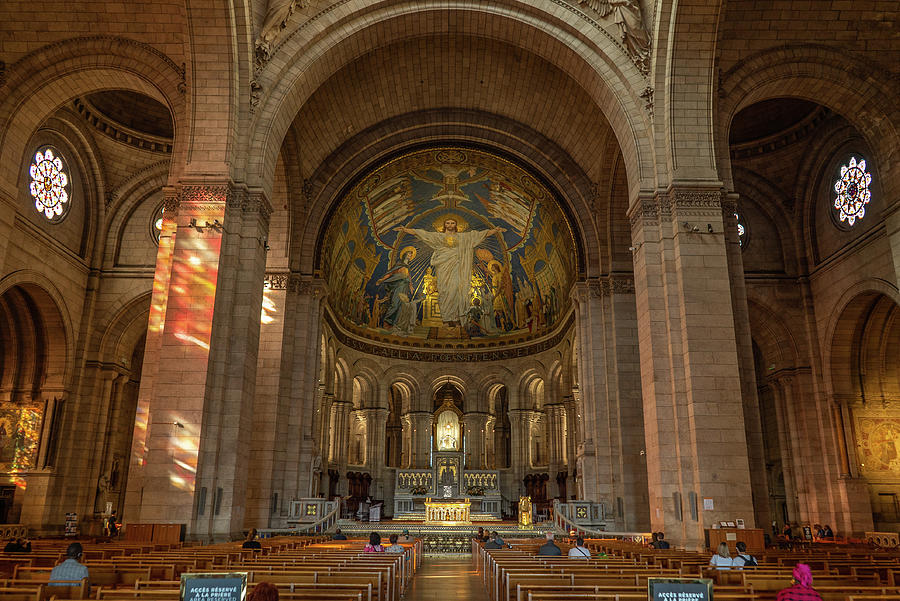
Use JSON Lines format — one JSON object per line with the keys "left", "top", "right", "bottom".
{"left": 518, "top": 495, "right": 533, "bottom": 528}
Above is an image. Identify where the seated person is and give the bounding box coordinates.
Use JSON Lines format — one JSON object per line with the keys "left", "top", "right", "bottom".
{"left": 4, "top": 537, "right": 31, "bottom": 553}
{"left": 732, "top": 541, "right": 758, "bottom": 568}
{"left": 475, "top": 527, "right": 488, "bottom": 542}
{"left": 332, "top": 528, "right": 347, "bottom": 540}
{"left": 655, "top": 532, "right": 670, "bottom": 549}
{"left": 568, "top": 536, "right": 591, "bottom": 558}
{"left": 483, "top": 532, "right": 503, "bottom": 550}
{"left": 537, "top": 532, "right": 562, "bottom": 556}
{"left": 709, "top": 542, "right": 733, "bottom": 570}
{"left": 822, "top": 525, "right": 834, "bottom": 538}
{"left": 364, "top": 532, "right": 384, "bottom": 552}
{"left": 49, "top": 542, "right": 89, "bottom": 587}
{"left": 385, "top": 533, "right": 404, "bottom": 553}
{"left": 242, "top": 528, "right": 262, "bottom": 550}
{"left": 776, "top": 563, "right": 823, "bottom": 601}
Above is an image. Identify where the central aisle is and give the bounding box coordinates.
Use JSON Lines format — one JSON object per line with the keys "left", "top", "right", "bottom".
{"left": 404, "top": 557, "right": 490, "bottom": 601}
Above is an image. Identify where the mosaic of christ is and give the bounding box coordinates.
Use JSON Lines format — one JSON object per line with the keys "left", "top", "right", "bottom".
{"left": 322, "top": 148, "right": 577, "bottom": 343}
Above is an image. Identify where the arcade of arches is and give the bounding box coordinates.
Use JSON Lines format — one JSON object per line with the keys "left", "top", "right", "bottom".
{"left": 0, "top": 1, "right": 898, "bottom": 549}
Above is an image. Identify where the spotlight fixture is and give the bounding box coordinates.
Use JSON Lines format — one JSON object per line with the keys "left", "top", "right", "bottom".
{"left": 188, "top": 217, "right": 204, "bottom": 233}
{"left": 707, "top": 223, "right": 713, "bottom": 233}
{"left": 173, "top": 421, "right": 185, "bottom": 429}
{"left": 682, "top": 221, "right": 690, "bottom": 230}
{"left": 691, "top": 225, "right": 700, "bottom": 233}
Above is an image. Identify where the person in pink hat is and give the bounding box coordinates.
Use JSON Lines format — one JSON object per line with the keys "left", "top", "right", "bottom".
{"left": 776, "top": 564, "right": 823, "bottom": 601}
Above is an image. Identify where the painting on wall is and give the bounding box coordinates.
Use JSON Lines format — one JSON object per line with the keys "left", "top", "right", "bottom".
{"left": 322, "top": 148, "right": 577, "bottom": 343}
{"left": 855, "top": 415, "right": 900, "bottom": 478}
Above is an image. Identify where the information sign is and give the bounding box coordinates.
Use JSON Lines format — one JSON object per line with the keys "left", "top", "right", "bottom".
{"left": 180, "top": 573, "right": 247, "bottom": 601}
{"left": 648, "top": 577, "right": 713, "bottom": 601}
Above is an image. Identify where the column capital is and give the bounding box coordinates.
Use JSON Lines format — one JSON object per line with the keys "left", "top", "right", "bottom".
{"left": 288, "top": 274, "right": 327, "bottom": 298}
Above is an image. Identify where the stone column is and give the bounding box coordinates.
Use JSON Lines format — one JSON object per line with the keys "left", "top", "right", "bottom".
{"left": 571, "top": 277, "right": 648, "bottom": 530}
{"left": 509, "top": 409, "right": 531, "bottom": 492}
{"left": 272, "top": 277, "right": 327, "bottom": 507}
{"left": 545, "top": 402, "right": 565, "bottom": 498}
{"left": 400, "top": 414, "right": 412, "bottom": 468}
{"left": 563, "top": 395, "right": 577, "bottom": 500}
{"left": 769, "top": 377, "right": 801, "bottom": 524}
{"left": 629, "top": 188, "right": 755, "bottom": 549}
{"left": 329, "top": 400, "right": 352, "bottom": 467}
{"left": 364, "top": 407, "right": 389, "bottom": 498}
{"left": 722, "top": 196, "right": 770, "bottom": 530}
{"left": 463, "top": 412, "right": 489, "bottom": 470}
{"left": 408, "top": 411, "right": 433, "bottom": 469}
{"left": 126, "top": 184, "right": 271, "bottom": 540}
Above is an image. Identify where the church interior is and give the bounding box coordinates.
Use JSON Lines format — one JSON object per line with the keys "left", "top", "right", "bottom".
{"left": 0, "top": 0, "right": 898, "bottom": 557}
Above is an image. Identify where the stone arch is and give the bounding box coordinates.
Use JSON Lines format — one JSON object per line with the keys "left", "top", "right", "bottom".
{"left": 96, "top": 293, "right": 153, "bottom": 368}
{"left": 247, "top": 2, "right": 655, "bottom": 212}
{"left": 301, "top": 111, "right": 597, "bottom": 278}
{"left": 717, "top": 45, "right": 900, "bottom": 195}
{"left": 824, "top": 281, "right": 900, "bottom": 401}
{"left": 101, "top": 161, "right": 170, "bottom": 269}
{"left": 731, "top": 166, "right": 799, "bottom": 275}
{"left": 747, "top": 298, "right": 800, "bottom": 374}
{"left": 0, "top": 36, "right": 187, "bottom": 200}
{"left": 0, "top": 271, "right": 74, "bottom": 389}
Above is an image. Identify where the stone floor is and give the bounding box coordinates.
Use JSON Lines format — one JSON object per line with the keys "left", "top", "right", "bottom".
{"left": 405, "top": 557, "right": 490, "bottom": 601}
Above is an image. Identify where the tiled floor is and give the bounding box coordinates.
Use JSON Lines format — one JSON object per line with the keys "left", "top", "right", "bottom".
{"left": 405, "top": 557, "right": 490, "bottom": 601}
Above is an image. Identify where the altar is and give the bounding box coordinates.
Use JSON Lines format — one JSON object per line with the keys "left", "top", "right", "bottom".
{"left": 393, "top": 399, "right": 502, "bottom": 520}
{"left": 424, "top": 498, "right": 470, "bottom": 524}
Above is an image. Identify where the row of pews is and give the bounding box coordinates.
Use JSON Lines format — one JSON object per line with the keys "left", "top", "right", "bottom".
{"left": 473, "top": 537, "right": 900, "bottom": 601}
{"left": 0, "top": 535, "right": 422, "bottom": 601}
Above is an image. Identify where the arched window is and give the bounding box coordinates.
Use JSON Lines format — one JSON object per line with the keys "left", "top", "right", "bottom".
{"left": 151, "top": 203, "right": 165, "bottom": 243}
{"left": 29, "top": 147, "right": 71, "bottom": 222}
{"left": 833, "top": 156, "right": 872, "bottom": 227}
{"left": 734, "top": 212, "right": 747, "bottom": 247}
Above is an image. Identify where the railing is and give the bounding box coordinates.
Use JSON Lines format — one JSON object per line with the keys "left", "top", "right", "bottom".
{"left": 294, "top": 500, "right": 340, "bottom": 534}
{"left": 551, "top": 500, "right": 650, "bottom": 543}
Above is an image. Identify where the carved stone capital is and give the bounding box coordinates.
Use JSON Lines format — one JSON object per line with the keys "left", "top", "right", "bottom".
{"left": 670, "top": 188, "right": 724, "bottom": 219}
{"left": 288, "top": 274, "right": 327, "bottom": 298}
{"left": 264, "top": 272, "right": 289, "bottom": 290}
{"left": 627, "top": 194, "right": 668, "bottom": 229}
{"left": 181, "top": 184, "right": 230, "bottom": 213}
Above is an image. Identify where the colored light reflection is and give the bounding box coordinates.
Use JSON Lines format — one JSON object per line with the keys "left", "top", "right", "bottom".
{"left": 261, "top": 290, "right": 277, "bottom": 324}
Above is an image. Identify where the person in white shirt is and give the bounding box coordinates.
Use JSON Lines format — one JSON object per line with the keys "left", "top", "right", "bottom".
{"left": 709, "top": 542, "right": 733, "bottom": 570}
{"left": 568, "top": 536, "right": 591, "bottom": 559}
{"left": 732, "top": 541, "right": 757, "bottom": 568}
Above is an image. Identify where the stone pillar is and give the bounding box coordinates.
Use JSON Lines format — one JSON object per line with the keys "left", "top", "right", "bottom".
{"left": 722, "top": 196, "right": 770, "bottom": 530}
{"left": 463, "top": 412, "right": 489, "bottom": 470}
{"left": 563, "top": 395, "right": 577, "bottom": 500}
{"left": 400, "top": 414, "right": 412, "bottom": 468}
{"left": 408, "top": 411, "right": 432, "bottom": 469}
{"left": 545, "top": 402, "right": 565, "bottom": 498}
{"left": 509, "top": 409, "right": 531, "bottom": 492}
{"left": 364, "top": 407, "right": 388, "bottom": 499}
{"left": 329, "top": 401, "right": 352, "bottom": 467}
{"left": 769, "top": 377, "right": 801, "bottom": 524}
{"left": 273, "top": 277, "right": 327, "bottom": 508}
{"left": 571, "top": 277, "right": 648, "bottom": 530}
{"left": 629, "top": 188, "right": 755, "bottom": 549}
{"left": 126, "top": 184, "right": 271, "bottom": 540}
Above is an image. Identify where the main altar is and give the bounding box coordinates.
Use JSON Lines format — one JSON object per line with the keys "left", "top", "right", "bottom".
{"left": 393, "top": 398, "right": 502, "bottom": 520}
{"left": 424, "top": 498, "right": 471, "bottom": 523}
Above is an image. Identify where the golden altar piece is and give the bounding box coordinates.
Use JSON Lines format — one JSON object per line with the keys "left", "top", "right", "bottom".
{"left": 424, "top": 497, "right": 471, "bottom": 524}
{"left": 518, "top": 495, "right": 533, "bottom": 528}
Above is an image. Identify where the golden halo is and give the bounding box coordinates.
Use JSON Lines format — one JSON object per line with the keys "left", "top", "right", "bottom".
{"left": 432, "top": 213, "right": 469, "bottom": 232}
{"left": 487, "top": 259, "right": 502, "bottom": 273}
{"left": 399, "top": 246, "right": 417, "bottom": 261}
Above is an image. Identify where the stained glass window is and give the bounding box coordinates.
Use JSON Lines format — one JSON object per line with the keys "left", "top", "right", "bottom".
{"left": 151, "top": 204, "right": 165, "bottom": 243}
{"left": 833, "top": 156, "right": 872, "bottom": 226}
{"left": 734, "top": 212, "right": 746, "bottom": 246}
{"left": 29, "top": 148, "right": 70, "bottom": 221}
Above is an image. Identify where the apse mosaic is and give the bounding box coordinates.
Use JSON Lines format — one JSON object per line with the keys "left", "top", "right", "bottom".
{"left": 322, "top": 148, "right": 577, "bottom": 344}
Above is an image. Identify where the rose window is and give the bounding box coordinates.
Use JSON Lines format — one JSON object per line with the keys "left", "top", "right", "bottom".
{"left": 833, "top": 156, "right": 872, "bottom": 227}
{"left": 29, "top": 148, "right": 70, "bottom": 220}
